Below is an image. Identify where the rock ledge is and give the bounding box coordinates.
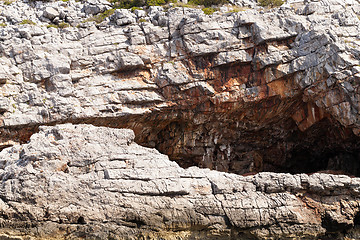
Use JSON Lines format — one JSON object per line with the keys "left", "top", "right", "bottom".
{"left": 0, "top": 124, "right": 359, "bottom": 239}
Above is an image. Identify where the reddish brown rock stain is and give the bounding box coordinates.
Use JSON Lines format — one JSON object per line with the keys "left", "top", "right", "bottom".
{"left": 1, "top": 47, "right": 359, "bottom": 176}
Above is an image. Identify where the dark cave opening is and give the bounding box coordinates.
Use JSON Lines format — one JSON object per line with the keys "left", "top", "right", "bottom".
{"left": 285, "top": 148, "right": 360, "bottom": 176}
{"left": 2, "top": 107, "right": 359, "bottom": 177}
{"left": 280, "top": 118, "right": 360, "bottom": 176}
{"left": 149, "top": 115, "right": 360, "bottom": 177}
{"left": 285, "top": 147, "right": 328, "bottom": 174}
{"left": 354, "top": 212, "right": 360, "bottom": 226}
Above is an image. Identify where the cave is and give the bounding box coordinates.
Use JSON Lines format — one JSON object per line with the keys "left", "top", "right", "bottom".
{"left": 129, "top": 108, "right": 360, "bottom": 177}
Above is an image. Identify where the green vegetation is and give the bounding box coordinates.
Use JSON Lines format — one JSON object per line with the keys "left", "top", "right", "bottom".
{"left": 2, "top": 0, "right": 13, "bottom": 5}
{"left": 58, "top": 22, "right": 70, "bottom": 28}
{"left": 20, "top": 19, "right": 36, "bottom": 25}
{"left": 111, "top": 0, "right": 174, "bottom": 8}
{"left": 46, "top": 24, "right": 58, "bottom": 28}
{"left": 226, "top": 6, "right": 247, "bottom": 13}
{"left": 84, "top": 9, "right": 115, "bottom": 23}
{"left": 147, "top": 0, "right": 166, "bottom": 6}
{"left": 188, "top": 0, "right": 227, "bottom": 7}
{"left": 46, "top": 22, "right": 70, "bottom": 28}
{"left": 0, "top": 23, "right": 7, "bottom": 27}
{"left": 258, "top": 0, "right": 284, "bottom": 8}
{"left": 139, "top": 18, "right": 147, "bottom": 22}
{"left": 171, "top": 1, "right": 198, "bottom": 8}
{"left": 202, "top": 7, "right": 215, "bottom": 14}
{"left": 112, "top": 0, "right": 146, "bottom": 9}
{"left": 101, "top": 0, "right": 230, "bottom": 15}
{"left": 130, "top": 6, "right": 142, "bottom": 11}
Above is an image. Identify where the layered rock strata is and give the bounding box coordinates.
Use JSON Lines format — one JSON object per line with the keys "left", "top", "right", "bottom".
{"left": 0, "top": 124, "right": 359, "bottom": 239}
{"left": 1, "top": 0, "right": 360, "bottom": 175}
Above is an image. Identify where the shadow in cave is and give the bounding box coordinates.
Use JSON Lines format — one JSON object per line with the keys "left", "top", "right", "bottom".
{"left": 148, "top": 111, "right": 360, "bottom": 177}
{"left": 281, "top": 118, "right": 360, "bottom": 177}
{"left": 285, "top": 148, "right": 360, "bottom": 176}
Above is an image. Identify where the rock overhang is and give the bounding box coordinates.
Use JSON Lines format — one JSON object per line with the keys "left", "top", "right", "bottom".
{"left": 0, "top": 1, "right": 359, "bottom": 237}
{"left": 0, "top": 123, "right": 359, "bottom": 239}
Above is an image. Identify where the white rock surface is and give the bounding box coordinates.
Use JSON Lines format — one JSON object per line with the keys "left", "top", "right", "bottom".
{"left": 0, "top": 124, "right": 358, "bottom": 239}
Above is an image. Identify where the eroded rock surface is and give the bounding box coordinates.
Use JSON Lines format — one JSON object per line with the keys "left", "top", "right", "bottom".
{"left": 0, "top": 0, "right": 360, "bottom": 175}
{"left": 0, "top": 123, "right": 359, "bottom": 239}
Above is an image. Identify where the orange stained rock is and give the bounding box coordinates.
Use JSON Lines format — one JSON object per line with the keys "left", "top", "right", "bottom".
{"left": 267, "top": 78, "right": 294, "bottom": 98}
{"left": 292, "top": 102, "right": 328, "bottom": 131}
{"left": 223, "top": 78, "right": 243, "bottom": 90}
{"left": 296, "top": 194, "right": 323, "bottom": 223}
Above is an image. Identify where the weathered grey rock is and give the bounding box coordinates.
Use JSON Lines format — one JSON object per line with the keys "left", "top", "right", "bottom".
{"left": 43, "top": 7, "right": 59, "bottom": 20}
{"left": 214, "top": 50, "right": 252, "bottom": 66}
{"left": 113, "top": 9, "right": 136, "bottom": 26}
{"left": 0, "top": 124, "right": 359, "bottom": 239}
{"left": 0, "top": 0, "right": 359, "bottom": 172}
{"left": 82, "top": 0, "right": 111, "bottom": 15}
{"left": 117, "top": 51, "right": 144, "bottom": 70}
{"left": 0, "top": 65, "right": 10, "bottom": 84}
{"left": 0, "top": 1, "right": 359, "bottom": 238}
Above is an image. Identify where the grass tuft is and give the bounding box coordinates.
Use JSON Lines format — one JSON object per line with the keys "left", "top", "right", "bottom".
{"left": 20, "top": 19, "right": 36, "bottom": 25}
{"left": 84, "top": 9, "right": 115, "bottom": 24}
{"left": 202, "top": 7, "right": 215, "bottom": 15}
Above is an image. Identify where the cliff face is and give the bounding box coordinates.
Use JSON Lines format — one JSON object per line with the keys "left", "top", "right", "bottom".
{"left": 0, "top": 123, "right": 360, "bottom": 240}
{"left": 0, "top": 0, "right": 360, "bottom": 238}
{"left": 1, "top": 0, "right": 360, "bottom": 176}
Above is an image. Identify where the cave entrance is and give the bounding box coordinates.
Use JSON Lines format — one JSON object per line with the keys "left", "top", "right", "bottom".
{"left": 279, "top": 118, "right": 360, "bottom": 177}
{"left": 285, "top": 148, "right": 360, "bottom": 176}
{"left": 146, "top": 116, "right": 360, "bottom": 177}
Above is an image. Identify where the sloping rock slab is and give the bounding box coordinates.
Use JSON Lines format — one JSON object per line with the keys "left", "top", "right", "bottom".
{"left": 0, "top": 124, "right": 359, "bottom": 239}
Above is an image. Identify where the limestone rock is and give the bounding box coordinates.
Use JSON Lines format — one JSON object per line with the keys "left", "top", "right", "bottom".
{"left": 0, "top": 0, "right": 359, "bottom": 176}
{"left": 113, "top": 9, "right": 136, "bottom": 26}
{"left": 214, "top": 50, "right": 252, "bottom": 66}
{"left": 117, "top": 51, "right": 145, "bottom": 70}
{"left": 82, "top": 0, "right": 111, "bottom": 15}
{"left": 0, "top": 1, "right": 359, "bottom": 238}
{"left": 0, "top": 124, "right": 359, "bottom": 239}
{"left": 43, "top": 7, "right": 59, "bottom": 20}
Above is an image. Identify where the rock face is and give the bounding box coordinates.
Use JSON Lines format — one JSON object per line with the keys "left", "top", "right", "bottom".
{"left": 0, "top": 123, "right": 359, "bottom": 239}
{"left": 0, "top": 0, "right": 360, "bottom": 176}
{"left": 0, "top": 0, "right": 360, "bottom": 238}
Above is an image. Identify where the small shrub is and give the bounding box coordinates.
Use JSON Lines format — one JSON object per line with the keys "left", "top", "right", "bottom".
{"left": 147, "top": 0, "right": 166, "bottom": 6}
{"left": 172, "top": 2, "right": 198, "bottom": 8}
{"left": 58, "top": 22, "right": 70, "bottom": 28}
{"left": 84, "top": 9, "right": 115, "bottom": 23}
{"left": 227, "top": 6, "right": 247, "bottom": 13}
{"left": 139, "top": 18, "right": 147, "bottom": 22}
{"left": 112, "top": 0, "right": 146, "bottom": 9}
{"left": 258, "top": 0, "right": 284, "bottom": 8}
{"left": 2, "top": 0, "right": 13, "bottom": 5}
{"left": 202, "top": 7, "right": 215, "bottom": 14}
{"left": 112, "top": 0, "right": 171, "bottom": 8}
{"left": 189, "top": 0, "right": 227, "bottom": 7}
{"left": 20, "top": 19, "right": 36, "bottom": 25}
{"left": 130, "top": 6, "right": 142, "bottom": 11}
{"left": 0, "top": 23, "right": 7, "bottom": 27}
{"left": 47, "top": 24, "right": 58, "bottom": 28}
